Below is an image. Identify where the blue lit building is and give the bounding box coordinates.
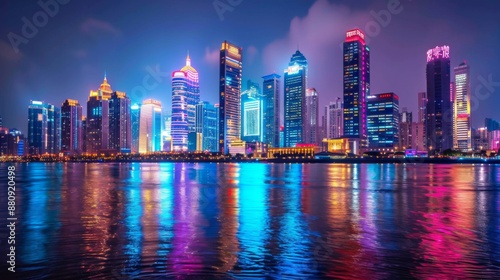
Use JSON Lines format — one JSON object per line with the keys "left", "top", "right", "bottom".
{"left": 343, "top": 29, "right": 370, "bottom": 144}
{"left": 284, "top": 50, "right": 308, "bottom": 147}
{"left": 262, "top": 73, "right": 281, "bottom": 148}
{"left": 195, "top": 101, "right": 218, "bottom": 152}
{"left": 139, "top": 99, "right": 162, "bottom": 153}
{"left": 367, "top": 93, "right": 399, "bottom": 149}
{"left": 86, "top": 75, "right": 112, "bottom": 153}
{"left": 219, "top": 41, "right": 243, "bottom": 153}
{"left": 28, "top": 100, "right": 60, "bottom": 155}
{"left": 171, "top": 54, "right": 200, "bottom": 151}
{"left": 241, "top": 84, "right": 263, "bottom": 143}
{"left": 109, "top": 91, "right": 131, "bottom": 152}
{"left": 131, "top": 103, "right": 140, "bottom": 153}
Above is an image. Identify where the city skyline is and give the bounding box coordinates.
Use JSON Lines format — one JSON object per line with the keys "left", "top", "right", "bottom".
{"left": 1, "top": 0, "right": 500, "bottom": 134}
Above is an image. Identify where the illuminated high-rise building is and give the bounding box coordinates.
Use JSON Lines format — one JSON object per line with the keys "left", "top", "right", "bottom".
{"left": 367, "top": 93, "right": 399, "bottom": 149}
{"left": 418, "top": 92, "right": 427, "bottom": 123}
{"left": 109, "top": 91, "right": 131, "bottom": 152}
{"left": 139, "top": 99, "right": 162, "bottom": 153}
{"left": 304, "top": 88, "right": 319, "bottom": 144}
{"left": 27, "top": 100, "right": 59, "bottom": 155}
{"left": 131, "top": 103, "right": 140, "bottom": 153}
{"left": 399, "top": 108, "right": 412, "bottom": 150}
{"left": 262, "top": 73, "right": 280, "bottom": 148}
{"left": 47, "top": 104, "right": 61, "bottom": 154}
{"left": 343, "top": 29, "right": 370, "bottom": 144}
{"left": 219, "top": 41, "right": 242, "bottom": 153}
{"left": 329, "top": 98, "right": 343, "bottom": 138}
{"left": 426, "top": 45, "right": 452, "bottom": 153}
{"left": 171, "top": 54, "right": 200, "bottom": 151}
{"left": 485, "top": 118, "right": 500, "bottom": 132}
{"left": 241, "top": 85, "right": 263, "bottom": 143}
{"left": 453, "top": 62, "right": 471, "bottom": 151}
{"left": 284, "top": 50, "right": 308, "bottom": 147}
{"left": 86, "top": 75, "right": 111, "bottom": 153}
{"left": 195, "top": 101, "right": 219, "bottom": 152}
{"left": 61, "top": 99, "right": 83, "bottom": 153}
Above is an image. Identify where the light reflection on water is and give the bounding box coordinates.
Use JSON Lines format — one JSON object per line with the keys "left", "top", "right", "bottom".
{"left": 0, "top": 162, "right": 499, "bottom": 279}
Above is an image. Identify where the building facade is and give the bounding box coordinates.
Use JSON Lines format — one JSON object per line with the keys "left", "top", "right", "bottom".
{"left": 171, "top": 54, "right": 200, "bottom": 152}
{"left": 304, "top": 88, "right": 319, "bottom": 145}
{"left": 426, "top": 45, "right": 452, "bottom": 153}
{"left": 86, "top": 76, "right": 112, "bottom": 154}
{"left": 453, "top": 62, "right": 471, "bottom": 151}
{"left": 262, "top": 73, "right": 280, "bottom": 148}
{"left": 284, "top": 50, "right": 308, "bottom": 147}
{"left": 219, "top": 41, "right": 242, "bottom": 153}
{"left": 241, "top": 85, "right": 263, "bottom": 143}
{"left": 61, "top": 99, "right": 83, "bottom": 153}
{"left": 399, "top": 108, "right": 412, "bottom": 150}
{"left": 108, "top": 91, "right": 131, "bottom": 152}
{"left": 195, "top": 101, "right": 219, "bottom": 152}
{"left": 131, "top": 103, "right": 140, "bottom": 153}
{"left": 367, "top": 93, "right": 399, "bottom": 149}
{"left": 343, "top": 29, "right": 370, "bottom": 145}
{"left": 329, "top": 97, "right": 343, "bottom": 139}
{"left": 139, "top": 99, "right": 162, "bottom": 153}
{"left": 28, "top": 100, "right": 59, "bottom": 155}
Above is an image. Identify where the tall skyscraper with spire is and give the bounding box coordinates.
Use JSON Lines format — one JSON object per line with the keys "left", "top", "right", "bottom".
{"left": 86, "top": 74, "right": 112, "bottom": 153}
{"left": 425, "top": 45, "right": 452, "bottom": 153}
{"left": 284, "top": 49, "right": 308, "bottom": 147}
{"left": 219, "top": 41, "right": 242, "bottom": 153}
{"left": 343, "top": 29, "right": 370, "bottom": 145}
{"left": 171, "top": 53, "right": 200, "bottom": 151}
{"left": 453, "top": 62, "right": 471, "bottom": 151}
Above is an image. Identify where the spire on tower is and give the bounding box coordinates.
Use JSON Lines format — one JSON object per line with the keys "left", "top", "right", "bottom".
{"left": 186, "top": 50, "right": 191, "bottom": 67}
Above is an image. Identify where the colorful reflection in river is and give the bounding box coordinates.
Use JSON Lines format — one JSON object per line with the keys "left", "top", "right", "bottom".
{"left": 1, "top": 162, "right": 499, "bottom": 278}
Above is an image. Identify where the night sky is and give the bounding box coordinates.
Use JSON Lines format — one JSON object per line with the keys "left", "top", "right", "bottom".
{"left": 1, "top": 0, "right": 499, "bottom": 134}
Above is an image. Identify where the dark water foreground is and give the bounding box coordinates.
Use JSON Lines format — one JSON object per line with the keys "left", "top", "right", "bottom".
{"left": 0, "top": 162, "right": 499, "bottom": 279}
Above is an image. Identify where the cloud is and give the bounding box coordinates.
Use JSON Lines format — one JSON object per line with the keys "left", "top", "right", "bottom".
{"left": 0, "top": 40, "right": 23, "bottom": 63}
{"left": 246, "top": 45, "right": 258, "bottom": 64}
{"left": 262, "top": 0, "right": 371, "bottom": 99}
{"left": 81, "top": 18, "right": 121, "bottom": 37}
{"left": 204, "top": 46, "right": 219, "bottom": 65}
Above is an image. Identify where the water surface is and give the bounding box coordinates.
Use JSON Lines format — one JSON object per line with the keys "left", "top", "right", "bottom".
{"left": 1, "top": 162, "right": 499, "bottom": 279}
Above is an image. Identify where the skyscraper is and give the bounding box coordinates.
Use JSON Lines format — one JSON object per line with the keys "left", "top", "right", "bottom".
{"left": 343, "top": 29, "right": 370, "bottom": 147}
{"left": 28, "top": 100, "right": 59, "bottom": 155}
{"left": 139, "top": 99, "right": 162, "bottom": 153}
{"left": 171, "top": 54, "right": 200, "bottom": 152}
{"left": 399, "top": 108, "right": 412, "bottom": 150}
{"left": 485, "top": 118, "right": 500, "bottom": 132}
{"left": 109, "top": 91, "right": 131, "bottom": 152}
{"left": 241, "top": 85, "right": 263, "bottom": 143}
{"left": 131, "top": 103, "right": 140, "bottom": 153}
{"left": 61, "top": 99, "right": 83, "bottom": 153}
{"left": 47, "top": 104, "right": 61, "bottom": 154}
{"left": 426, "top": 45, "right": 452, "bottom": 153}
{"left": 262, "top": 73, "right": 280, "bottom": 148}
{"left": 453, "top": 62, "right": 471, "bottom": 151}
{"left": 284, "top": 50, "right": 308, "bottom": 147}
{"left": 418, "top": 92, "right": 427, "bottom": 123}
{"left": 86, "top": 75, "right": 111, "bottom": 153}
{"left": 219, "top": 41, "right": 242, "bottom": 153}
{"left": 329, "top": 98, "right": 343, "bottom": 138}
{"left": 367, "top": 93, "right": 399, "bottom": 149}
{"left": 304, "top": 88, "right": 319, "bottom": 144}
{"left": 195, "top": 101, "right": 219, "bottom": 152}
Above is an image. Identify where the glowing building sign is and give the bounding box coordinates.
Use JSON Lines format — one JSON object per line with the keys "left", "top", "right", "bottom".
{"left": 346, "top": 29, "right": 365, "bottom": 43}
{"left": 286, "top": 65, "right": 301, "bottom": 75}
{"left": 426, "top": 45, "right": 450, "bottom": 62}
